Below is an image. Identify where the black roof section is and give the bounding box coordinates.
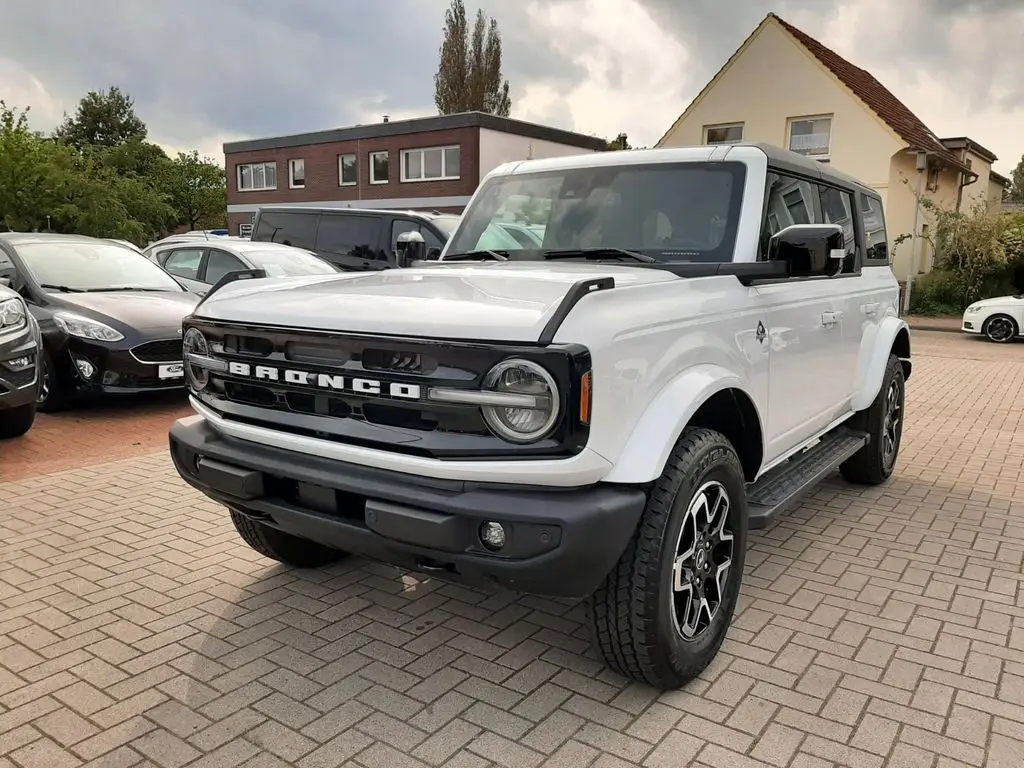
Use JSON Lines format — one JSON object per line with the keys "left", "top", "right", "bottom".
{"left": 223, "top": 111, "right": 608, "bottom": 155}
{"left": 728, "top": 142, "right": 883, "bottom": 198}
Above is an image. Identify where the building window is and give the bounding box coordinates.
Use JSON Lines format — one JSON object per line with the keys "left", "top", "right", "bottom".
{"left": 288, "top": 159, "right": 305, "bottom": 189}
{"left": 704, "top": 124, "right": 743, "bottom": 145}
{"left": 338, "top": 154, "right": 357, "bottom": 186}
{"left": 400, "top": 146, "right": 461, "bottom": 182}
{"left": 788, "top": 116, "right": 832, "bottom": 159}
{"left": 370, "top": 151, "right": 389, "bottom": 184}
{"left": 236, "top": 162, "right": 277, "bottom": 192}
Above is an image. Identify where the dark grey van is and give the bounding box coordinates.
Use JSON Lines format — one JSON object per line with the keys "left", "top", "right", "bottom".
{"left": 250, "top": 206, "right": 460, "bottom": 271}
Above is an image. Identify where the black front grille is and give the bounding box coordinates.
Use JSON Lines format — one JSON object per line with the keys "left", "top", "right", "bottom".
{"left": 131, "top": 339, "right": 183, "bottom": 363}
{"left": 187, "top": 320, "right": 592, "bottom": 460}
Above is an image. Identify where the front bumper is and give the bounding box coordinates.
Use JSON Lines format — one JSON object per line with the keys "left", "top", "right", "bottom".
{"left": 170, "top": 415, "right": 647, "bottom": 598}
{"left": 961, "top": 317, "right": 981, "bottom": 334}
{"left": 60, "top": 338, "right": 185, "bottom": 395}
{"left": 0, "top": 326, "right": 39, "bottom": 410}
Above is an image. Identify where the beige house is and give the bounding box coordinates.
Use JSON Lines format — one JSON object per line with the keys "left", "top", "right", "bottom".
{"left": 657, "top": 13, "right": 1011, "bottom": 282}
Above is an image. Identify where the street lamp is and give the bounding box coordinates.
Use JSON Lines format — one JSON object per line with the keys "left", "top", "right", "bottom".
{"left": 902, "top": 150, "right": 928, "bottom": 315}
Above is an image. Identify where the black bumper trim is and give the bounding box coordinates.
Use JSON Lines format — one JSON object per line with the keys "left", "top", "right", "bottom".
{"left": 170, "top": 416, "right": 646, "bottom": 598}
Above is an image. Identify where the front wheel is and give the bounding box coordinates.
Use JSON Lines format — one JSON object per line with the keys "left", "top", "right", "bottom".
{"left": 983, "top": 314, "right": 1018, "bottom": 343}
{"left": 0, "top": 403, "right": 36, "bottom": 439}
{"left": 36, "top": 348, "right": 66, "bottom": 413}
{"left": 588, "top": 427, "right": 748, "bottom": 689}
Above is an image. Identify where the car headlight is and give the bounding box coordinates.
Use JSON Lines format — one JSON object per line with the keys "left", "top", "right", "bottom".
{"left": 0, "top": 297, "right": 27, "bottom": 332}
{"left": 53, "top": 311, "right": 124, "bottom": 342}
{"left": 964, "top": 305, "right": 980, "bottom": 313}
{"left": 480, "top": 359, "right": 560, "bottom": 443}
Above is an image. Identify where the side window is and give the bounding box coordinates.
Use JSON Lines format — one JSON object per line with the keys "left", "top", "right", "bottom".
{"left": 818, "top": 185, "right": 857, "bottom": 273}
{"left": 759, "top": 173, "right": 822, "bottom": 258}
{"left": 163, "top": 248, "right": 204, "bottom": 280}
{"left": 316, "top": 214, "right": 383, "bottom": 260}
{"left": 252, "top": 211, "right": 319, "bottom": 250}
{"left": 859, "top": 193, "right": 888, "bottom": 263}
{"left": 420, "top": 226, "right": 444, "bottom": 258}
{"left": 204, "top": 250, "right": 247, "bottom": 284}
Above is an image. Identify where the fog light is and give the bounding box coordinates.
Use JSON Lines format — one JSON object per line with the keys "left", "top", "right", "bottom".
{"left": 480, "top": 521, "right": 506, "bottom": 551}
{"left": 6, "top": 355, "right": 31, "bottom": 370}
{"left": 74, "top": 358, "right": 96, "bottom": 379}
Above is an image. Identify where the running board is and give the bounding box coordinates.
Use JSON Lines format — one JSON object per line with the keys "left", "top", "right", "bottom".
{"left": 746, "top": 428, "right": 869, "bottom": 530}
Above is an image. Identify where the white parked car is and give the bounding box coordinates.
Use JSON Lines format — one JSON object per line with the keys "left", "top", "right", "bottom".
{"left": 168, "top": 143, "right": 911, "bottom": 690}
{"left": 961, "top": 295, "right": 1023, "bottom": 342}
{"left": 142, "top": 238, "right": 338, "bottom": 296}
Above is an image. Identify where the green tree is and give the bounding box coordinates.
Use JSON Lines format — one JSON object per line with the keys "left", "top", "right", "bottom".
{"left": 605, "top": 132, "right": 631, "bottom": 151}
{"left": 1008, "top": 154, "right": 1024, "bottom": 203}
{"left": 54, "top": 85, "right": 147, "bottom": 149}
{"left": 434, "top": 0, "right": 511, "bottom": 116}
{"left": 163, "top": 150, "right": 228, "bottom": 231}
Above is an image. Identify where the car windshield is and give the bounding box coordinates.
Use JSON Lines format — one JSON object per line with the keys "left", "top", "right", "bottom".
{"left": 445, "top": 161, "right": 746, "bottom": 263}
{"left": 18, "top": 240, "right": 185, "bottom": 292}
{"left": 244, "top": 248, "right": 339, "bottom": 277}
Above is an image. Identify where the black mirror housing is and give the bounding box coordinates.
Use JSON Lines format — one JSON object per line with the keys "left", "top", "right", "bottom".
{"left": 768, "top": 224, "right": 845, "bottom": 278}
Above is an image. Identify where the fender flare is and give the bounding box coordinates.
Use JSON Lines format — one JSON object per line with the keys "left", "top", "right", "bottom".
{"left": 850, "top": 315, "right": 911, "bottom": 412}
{"left": 602, "top": 364, "right": 762, "bottom": 485}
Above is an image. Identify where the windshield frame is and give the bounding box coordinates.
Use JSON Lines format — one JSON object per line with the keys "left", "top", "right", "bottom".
{"left": 444, "top": 160, "right": 748, "bottom": 265}
{"left": 15, "top": 240, "right": 187, "bottom": 293}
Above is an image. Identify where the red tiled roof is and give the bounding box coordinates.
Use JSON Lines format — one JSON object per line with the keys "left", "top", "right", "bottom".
{"left": 770, "top": 13, "right": 971, "bottom": 173}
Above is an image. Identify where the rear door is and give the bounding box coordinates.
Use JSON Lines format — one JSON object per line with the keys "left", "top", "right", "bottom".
{"left": 316, "top": 213, "right": 386, "bottom": 271}
{"left": 159, "top": 246, "right": 208, "bottom": 294}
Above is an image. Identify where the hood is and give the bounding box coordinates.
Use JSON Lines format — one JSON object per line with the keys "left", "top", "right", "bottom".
{"left": 48, "top": 290, "right": 200, "bottom": 333}
{"left": 967, "top": 295, "right": 1023, "bottom": 310}
{"left": 195, "top": 262, "right": 678, "bottom": 342}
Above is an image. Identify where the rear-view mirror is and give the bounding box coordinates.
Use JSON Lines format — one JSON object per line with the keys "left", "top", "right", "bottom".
{"left": 768, "top": 224, "right": 845, "bottom": 278}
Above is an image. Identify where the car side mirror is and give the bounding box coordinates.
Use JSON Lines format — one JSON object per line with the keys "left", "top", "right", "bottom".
{"left": 395, "top": 230, "right": 426, "bottom": 268}
{"left": 768, "top": 224, "right": 845, "bottom": 278}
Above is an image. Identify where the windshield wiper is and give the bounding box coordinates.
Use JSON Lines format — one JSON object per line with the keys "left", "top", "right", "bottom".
{"left": 542, "top": 248, "right": 656, "bottom": 263}
{"left": 442, "top": 249, "right": 510, "bottom": 262}
{"left": 84, "top": 286, "right": 174, "bottom": 292}
{"left": 40, "top": 284, "right": 84, "bottom": 293}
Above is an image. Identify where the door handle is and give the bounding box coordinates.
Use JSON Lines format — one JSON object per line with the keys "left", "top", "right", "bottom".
{"left": 861, "top": 302, "right": 879, "bottom": 315}
{"left": 821, "top": 311, "right": 841, "bottom": 327}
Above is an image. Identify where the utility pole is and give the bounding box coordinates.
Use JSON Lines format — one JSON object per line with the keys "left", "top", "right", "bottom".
{"left": 902, "top": 151, "right": 928, "bottom": 315}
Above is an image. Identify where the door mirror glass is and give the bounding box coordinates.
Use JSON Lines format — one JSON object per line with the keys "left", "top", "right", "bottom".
{"left": 395, "top": 230, "right": 426, "bottom": 268}
{"left": 768, "top": 223, "right": 844, "bottom": 277}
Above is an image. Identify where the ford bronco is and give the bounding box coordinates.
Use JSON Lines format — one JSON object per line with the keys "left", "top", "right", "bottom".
{"left": 169, "top": 143, "right": 910, "bottom": 689}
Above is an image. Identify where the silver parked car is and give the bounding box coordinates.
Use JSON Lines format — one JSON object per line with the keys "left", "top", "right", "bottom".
{"left": 142, "top": 238, "right": 339, "bottom": 296}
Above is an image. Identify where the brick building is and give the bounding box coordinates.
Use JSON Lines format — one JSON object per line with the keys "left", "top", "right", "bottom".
{"left": 224, "top": 111, "right": 607, "bottom": 236}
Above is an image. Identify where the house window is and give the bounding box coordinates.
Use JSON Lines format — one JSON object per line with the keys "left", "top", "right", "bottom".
{"left": 400, "top": 146, "right": 461, "bottom": 182}
{"left": 236, "top": 162, "right": 277, "bottom": 192}
{"left": 370, "top": 151, "right": 389, "bottom": 184}
{"left": 704, "top": 124, "right": 744, "bottom": 145}
{"left": 338, "top": 154, "right": 357, "bottom": 186}
{"left": 788, "top": 116, "right": 832, "bottom": 158}
{"left": 288, "top": 159, "right": 305, "bottom": 189}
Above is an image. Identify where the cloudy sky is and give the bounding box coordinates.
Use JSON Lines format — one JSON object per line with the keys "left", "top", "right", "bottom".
{"left": 0, "top": 0, "right": 1020, "bottom": 174}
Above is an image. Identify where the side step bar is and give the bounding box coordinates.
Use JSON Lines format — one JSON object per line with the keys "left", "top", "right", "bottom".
{"left": 746, "top": 428, "right": 869, "bottom": 530}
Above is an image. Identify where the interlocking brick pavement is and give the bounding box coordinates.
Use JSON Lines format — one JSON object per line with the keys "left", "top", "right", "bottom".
{"left": 1, "top": 331, "right": 1023, "bottom": 768}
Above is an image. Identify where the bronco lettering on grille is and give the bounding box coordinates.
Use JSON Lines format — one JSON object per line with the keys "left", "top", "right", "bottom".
{"left": 225, "top": 361, "right": 422, "bottom": 400}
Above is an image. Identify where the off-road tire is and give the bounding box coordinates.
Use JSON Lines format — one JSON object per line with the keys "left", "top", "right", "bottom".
{"left": 588, "top": 427, "right": 748, "bottom": 689}
{"left": 982, "top": 314, "right": 1018, "bottom": 344}
{"left": 0, "top": 403, "right": 36, "bottom": 439}
{"left": 840, "top": 353, "right": 905, "bottom": 485}
{"left": 230, "top": 510, "right": 348, "bottom": 568}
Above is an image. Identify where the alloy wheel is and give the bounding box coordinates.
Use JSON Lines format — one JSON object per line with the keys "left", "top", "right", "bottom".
{"left": 882, "top": 379, "right": 902, "bottom": 467}
{"left": 37, "top": 357, "right": 50, "bottom": 406}
{"left": 985, "top": 317, "right": 1015, "bottom": 342}
{"left": 670, "top": 480, "right": 734, "bottom": 640}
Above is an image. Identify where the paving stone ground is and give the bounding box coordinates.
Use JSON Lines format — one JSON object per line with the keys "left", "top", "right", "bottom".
{"left": 1, "top": 331, "right": 1023, "bottom": 768}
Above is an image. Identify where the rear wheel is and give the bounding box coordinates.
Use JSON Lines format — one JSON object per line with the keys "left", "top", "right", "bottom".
{"left": 0, "top": 403, "right": 36, "bottom": 439}
{"left": 983, "top": 314, "right": 1018, "bottom": 343}
{"left": 588, "top": 427, "right": 748, "bottom": 689}
{"left": 230, "top": 510, "right": 348, "bottom": 568}
{"left": 840, "top": 353, "right": 905, "bottom": 485}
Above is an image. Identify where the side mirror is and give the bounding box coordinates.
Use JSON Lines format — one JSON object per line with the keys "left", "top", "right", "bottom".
{"left": 395, "top": 230, "right": 426, "bottom": 268}
{"left": 768, "top": 224, "right": 845, "bottom": 278}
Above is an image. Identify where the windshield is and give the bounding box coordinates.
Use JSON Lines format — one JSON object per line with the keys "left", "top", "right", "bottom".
{"left": 431, "top": 215, "right": 461, "bottom": 238}
{"left": 244, "top": 248, "right": 339, "bottom": 277}
{"left": 18, "top": 241, "right": 185, "bottom": 292}
{"left": 445, "top": 161, "right": 746, "bottom": 263}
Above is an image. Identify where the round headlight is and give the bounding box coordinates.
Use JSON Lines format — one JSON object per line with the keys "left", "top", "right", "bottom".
{"left": 480, "top": 359, "right": 560, "bottom": 443}
{"left": 183, "top": 328, "right": 210, "bottom": 391}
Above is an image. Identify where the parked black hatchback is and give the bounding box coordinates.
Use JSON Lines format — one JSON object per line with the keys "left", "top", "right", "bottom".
{"left": 250, "top": 206, "right": 459, "bottom": 271}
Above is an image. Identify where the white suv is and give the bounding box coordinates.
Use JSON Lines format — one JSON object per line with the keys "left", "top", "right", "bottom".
{"left": 169, "top": 143, "right": 911, "bottom": 690}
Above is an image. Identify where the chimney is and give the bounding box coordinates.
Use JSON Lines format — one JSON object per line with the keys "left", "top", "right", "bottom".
{"left": 382, "top": 115, "right": 390, "bottom": 123}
